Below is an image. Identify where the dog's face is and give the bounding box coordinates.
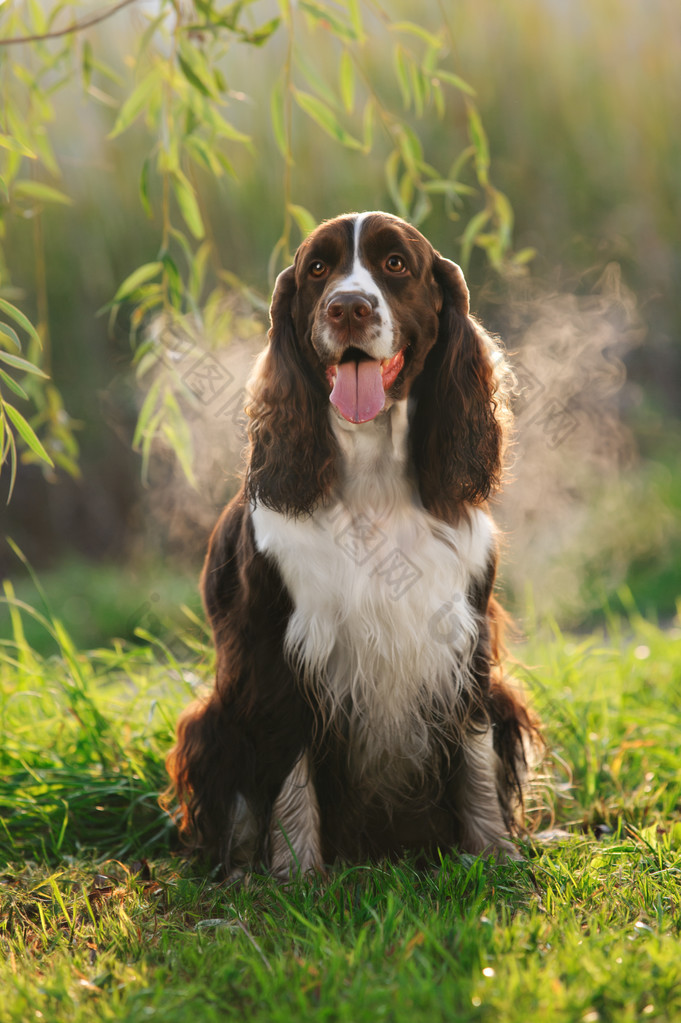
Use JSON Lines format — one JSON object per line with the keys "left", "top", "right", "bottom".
{"left": 285, "top": 211, "right": 468, "bottom": 424}
{"left": 251, "top": 210, "right": 501, "bottom": 518}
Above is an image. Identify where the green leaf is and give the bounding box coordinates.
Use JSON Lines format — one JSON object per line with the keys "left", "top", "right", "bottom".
{"left": 449, "top": 145, "right": 476, "bottom": 182}
{"left": 82, "top": 39, "right": 93, "bottom": 88}
{"left": 288, "top": 204, "right": 317, "bottom": 238}
{"left": 0, "top": 351, "right": 49, "bottom": 378}
{"left": 339, "top": 50, "right": 355, "bottom": 113}
{"left": 240, "top": 16, "right": 281, "bottom": 45}
{"left": 299, "top": 1, "right": 357, "bottom": 42}
{"left": 362, "top": 98, "right": 375, "bottom": 153}
{"left": 177, "top": 41, "right": 221, "bottom": 99}
{"left": 513, "top": 247, "right": 537, "bottom": 266}
{"left": 3, "top": 403, "right": 54, "bottom": 467}
{"left": 385, "top": 149, "right": 403, "bottom": 216}
{"left": 492, "top": 187, "right": 514, "bottom": 252}
{"left": 109, "top": 69, "right": 162, "bottom": 139}
{"left": 189, "top": 240, "right": 212, "bottom": 304}
{"left": 390, "top": 21, "right": 443, "bottom": 49}
{"left": 185, "top": 136, "right": 225, "bottom": 177}
{"left": 466, "top": 102, "right": 490, "bottom": 187}
{"left": 28, "top": 0, "right": 47, "bottom": 33}
{"left": 410, "top": 191, "right": 432, "bottom": 228}
{"left": 434, "top": 68, "right": 476, "bottom": 97}
{"left": 0, "top": 369, "right": 29, "bottom": 401}
{"left": 393, "top": 46, "right": 411, "bottom": 109}
{"left": 346, "top": 0, "right": 365, "bottom": 44}
{"left": 172, "top": 173, "right": 205, "bottom": 240}
{"left": 294, "top": 48, "right": 340, "bottom": 111}
{"left": 162, "top": 253, "right": 184, "bottom": 310}
{"left": 396, "top": 124, "right": 423, "bottom": 174}
{"left": 293, "top": 90, "right": 362, "bottom": 150}
{"left": 112, "top": 262, "right": 164, "bottom": 304}
{"left": 460, "top": 209, "right": 492, "bottom": 272}
{"left": 162, "top": 390, "right": 196, "bottom": 487}
{"left": 133, "top": 376, "right": 162, "bottom": 449}
{"left": 423, "top": 180, "right": 476, "bottom": 197}
{"left": 137, "top": 12, "right": 168, "bottom": 62}
{"left": 0, "top": 323, "right": 21, "bottom": 352}
{"left": 270, "top": 78, "right": 288, "bottom": 158}
{"left": 13, "top": 181, "right": 74, "bottom": 206}
{"left": 0, "top": 176, "right": 8, "bottom": 203}
{"left": 139, "top": 157, "right": 153, "bottom": 218}
{"left": 4, "top": 429, "right": 18, "bottom": 500}
{"left": 0, "top": 299, "right": 42, "bottom": 348}
{"left": 203, "top": 107, "right": 251, "bottom": 145}
{"left": 0, "top": 134, "right": 37, "bottom": 159}
{"left": 408, "top": 58, "right": 426, "bottom": 118}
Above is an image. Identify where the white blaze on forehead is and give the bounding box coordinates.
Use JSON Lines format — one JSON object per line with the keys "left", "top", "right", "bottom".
{"left": 323, "top": 212, "right": 395, "bottom": 353}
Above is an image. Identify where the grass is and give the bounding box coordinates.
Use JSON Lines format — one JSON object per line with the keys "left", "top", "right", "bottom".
{"left": 1, "top": 587, "right": 681, "bottom": 1022}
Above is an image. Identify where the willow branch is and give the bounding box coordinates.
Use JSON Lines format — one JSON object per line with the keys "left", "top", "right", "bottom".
{"left": 0, "top": 0, "right": 140, "bottom": 46}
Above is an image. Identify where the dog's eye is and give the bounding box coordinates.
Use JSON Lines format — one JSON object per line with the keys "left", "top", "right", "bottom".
{"left": 385, "top": 254, "right": 407, "bottom": 274}
{"left": 309, "top": 260, "right": 328, "bottom": 279}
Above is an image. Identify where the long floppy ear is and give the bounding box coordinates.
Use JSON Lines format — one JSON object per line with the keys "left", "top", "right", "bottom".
{"left": 245, "top": 265, "right": 338, "bottom": 516}
{"left": 409, "top": 256, "right": 509, "bottom": 522}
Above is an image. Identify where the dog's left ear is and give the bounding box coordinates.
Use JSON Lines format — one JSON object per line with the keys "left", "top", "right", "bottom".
{"left": 410, "top": 255, "right": 507, "bottom": 521}
{"left": 246, "top": 265, "right": 338, "bottom": 517}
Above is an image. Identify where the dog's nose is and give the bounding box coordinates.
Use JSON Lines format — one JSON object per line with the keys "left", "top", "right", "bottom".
{"left": 326, "top": 292, "right": 376, "bottom": 325}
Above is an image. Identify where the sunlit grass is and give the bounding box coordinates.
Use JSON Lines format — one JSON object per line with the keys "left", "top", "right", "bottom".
{"left": 1, "top": 586, "right": 681, "bottom": 1020}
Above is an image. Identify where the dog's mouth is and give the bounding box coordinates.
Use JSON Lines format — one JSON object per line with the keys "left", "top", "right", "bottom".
{"left": 325, "top": 348, "right": 405, "bottom": 424}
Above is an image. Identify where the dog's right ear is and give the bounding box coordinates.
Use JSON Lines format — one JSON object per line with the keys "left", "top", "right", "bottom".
{"left": 410, "top": 256, "right": 509, "bottom": 522}
{"left": 245, "top": 265, "right": 338, "bottom": 517}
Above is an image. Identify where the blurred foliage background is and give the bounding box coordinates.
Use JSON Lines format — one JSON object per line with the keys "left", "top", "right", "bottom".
{"left": 0, "top": 0, "right": 679, "bottom": 653}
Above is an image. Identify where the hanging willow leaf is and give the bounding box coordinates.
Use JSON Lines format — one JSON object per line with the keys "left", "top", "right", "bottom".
{"left": 0, "top": 351, "right": 49, "bottom": 378}
{"left": 293, "top": 90, "right": 362, "bottom": 150}
{"left": 0, "top": 300, "right": 42, "bottom": 348}
{"left": 109, "top": 69, "right": 163, "bottom": 139}
{"left": 112, "top": 262, "right": 164, "bottom": 304}
{"left": 288, "top": 204, "right": 317, "bottom": 238}
{"left": 13, "top": 181, "right": 73, "bottom": 206}
{"left": 172, "top": 173, "right": 205, "bottom": 240}
{"left": 4, "top": 403, "right": 54, "bottom": 467}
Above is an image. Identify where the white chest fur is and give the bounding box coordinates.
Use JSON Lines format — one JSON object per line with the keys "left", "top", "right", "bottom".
{"left": 251, "top": 403, "right": 495, "bottom": 792}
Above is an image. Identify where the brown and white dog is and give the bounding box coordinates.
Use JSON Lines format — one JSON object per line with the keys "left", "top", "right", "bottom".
{"left": 165, "top": 211, "right": 538, "bottom": 875}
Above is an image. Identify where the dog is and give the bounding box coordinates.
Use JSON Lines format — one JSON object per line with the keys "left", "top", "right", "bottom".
{"left": 165, "top": 211, "right": 538, "bottom": 875}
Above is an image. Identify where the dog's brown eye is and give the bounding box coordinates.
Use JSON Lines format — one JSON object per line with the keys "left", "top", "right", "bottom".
{"left": 309, "top": 260, "right": 327, "bottom": 278}
{"left": 385, "top": 254, "right": 407, "bottom": 274}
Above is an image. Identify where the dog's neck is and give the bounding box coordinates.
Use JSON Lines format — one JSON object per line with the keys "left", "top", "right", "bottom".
{"left": 330, "top": 400, "right": 412, "bottom": 512}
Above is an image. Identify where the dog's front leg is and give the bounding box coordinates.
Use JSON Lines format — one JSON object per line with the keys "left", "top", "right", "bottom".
{"left": 269, "top": 753, "right": 323, "bottom": 877}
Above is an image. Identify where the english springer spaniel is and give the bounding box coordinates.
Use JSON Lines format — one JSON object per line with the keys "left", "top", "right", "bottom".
{"left": 166, "top": 211, "right": 538, "bottom": 875}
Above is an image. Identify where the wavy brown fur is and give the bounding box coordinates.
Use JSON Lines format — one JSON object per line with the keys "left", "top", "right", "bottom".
{"left": 245, "top": 265, "right": 339, "bottom": 517}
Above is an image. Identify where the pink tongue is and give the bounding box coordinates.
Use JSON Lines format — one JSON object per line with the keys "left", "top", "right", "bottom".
{"left": 330, "top": 359, "right": 386, "bottom": 424}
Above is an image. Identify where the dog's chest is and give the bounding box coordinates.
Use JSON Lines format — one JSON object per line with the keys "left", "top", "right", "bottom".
{"left": 252, "top": 412, "right": 494, "bottom": 689}
{"left": 253, "top": 494, "right": 492, "bottom": 671}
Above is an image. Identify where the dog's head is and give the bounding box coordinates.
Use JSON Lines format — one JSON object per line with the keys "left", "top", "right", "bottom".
{"left": 247, "top": 212, "right": 510, "bottom": 520}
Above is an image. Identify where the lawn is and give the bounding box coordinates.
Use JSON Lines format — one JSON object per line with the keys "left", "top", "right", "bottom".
{"left": 1, "top": 586, "right": 680, "bottom": 1022}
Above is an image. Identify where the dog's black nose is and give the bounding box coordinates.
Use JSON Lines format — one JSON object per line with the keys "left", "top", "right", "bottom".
{"left": 326, "top": 292, "right": 376, "bottom": 325}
